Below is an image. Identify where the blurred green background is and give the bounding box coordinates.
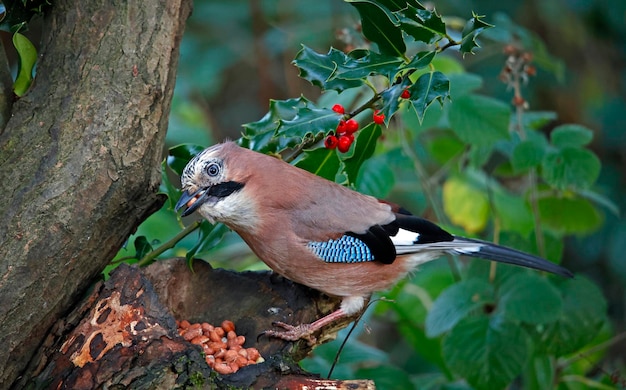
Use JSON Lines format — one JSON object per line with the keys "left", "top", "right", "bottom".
{"left": 123, "top": 0, "right": 625, "bottom": 386}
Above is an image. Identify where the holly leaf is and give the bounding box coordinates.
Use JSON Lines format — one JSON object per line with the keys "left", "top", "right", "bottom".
{"left": 293, "top": 46, "right": 362, "bottom": 92}
{"left": 242, "top": 97, "right": 309, "bottom": 153}
{"left": 294, "top": 147, "right": 341, "bottom": 181}
{"left": 334, "top": 49, "right": 404, "bottom": 81}
{"left": 134, "top": 236, "right": 154, "bottom": 261}
{"left": 407, "top": 71, "right": 450, "bottom": 124}
{"left": 356, "top": 155, "right": 395, "bottom": 198}
{"left": 167, "top": 144, "right": 206, "bottom": 176}
{"left": 459, "top": 13, "right": 493, "bottom": 55}
{"left": 342, "top": 122, "right": 382, "bottom": 185}
{"left": 186, "top": 222, "right": 230, "bottom": 268}
{"left": 378, "top": 76, "right": 413, "bottom": 125}
{"left": 277, "top": 106, "right": 341, "bottom": 145}
{"left": 401, "top": 50, "right": 436, "bottom": 72}
{"left": 398, "top": 5, "right": 447, "bottom": 44}
{"left": 347, "top": 0, "right": 406, "bottom": 57}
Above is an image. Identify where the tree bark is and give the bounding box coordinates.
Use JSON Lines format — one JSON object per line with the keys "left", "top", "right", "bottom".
{"left": 0, "top": 0, "right": 192, "bottom": 387}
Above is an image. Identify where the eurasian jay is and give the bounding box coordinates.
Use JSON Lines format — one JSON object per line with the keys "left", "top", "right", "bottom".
{"left": 175, "top": 141, "right": 572, "bottom": 342}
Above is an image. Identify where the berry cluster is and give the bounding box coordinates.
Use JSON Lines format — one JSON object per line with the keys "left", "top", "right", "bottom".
{"left": 324, "top": 104, "right": 388, "bottom": 152}
{"left": 325, "top": 104, "right": 359, "bottom": 153}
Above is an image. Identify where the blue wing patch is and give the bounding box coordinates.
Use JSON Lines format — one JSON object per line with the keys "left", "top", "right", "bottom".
{"left": 307, "top": 235, "right": 375, "bottom": 263}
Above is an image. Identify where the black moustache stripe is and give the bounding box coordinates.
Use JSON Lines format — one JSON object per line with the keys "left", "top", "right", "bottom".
{"left": 208, "top": 181, "right": 245, "bottom": 198}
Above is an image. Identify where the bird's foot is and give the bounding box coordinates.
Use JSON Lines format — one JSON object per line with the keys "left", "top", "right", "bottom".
{"left": 264, "top": 321, "right": 317, "bottom": 345}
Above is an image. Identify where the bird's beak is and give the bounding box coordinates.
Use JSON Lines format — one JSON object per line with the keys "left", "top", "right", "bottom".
{"left": 175, "top": 187, "right": 210, "bottom": 217}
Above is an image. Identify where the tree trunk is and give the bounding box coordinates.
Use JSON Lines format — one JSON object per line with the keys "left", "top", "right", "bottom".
{"left": 18, "top": 259, "right": 373, "bottom": 389}
{"left": 0, "top": 0, "right": 192, "bottom": 387}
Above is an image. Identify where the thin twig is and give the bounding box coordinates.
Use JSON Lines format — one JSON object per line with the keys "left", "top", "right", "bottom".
{"left": 557, "top": 331, "right": 626, "bottom": 370}
{"left": 137, "top": 220, "right": 202, "bottom": 266}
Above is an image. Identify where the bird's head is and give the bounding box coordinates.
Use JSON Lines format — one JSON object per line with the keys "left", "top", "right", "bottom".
{"left": 175, "top": 142, "right": 251, "bottom": 226}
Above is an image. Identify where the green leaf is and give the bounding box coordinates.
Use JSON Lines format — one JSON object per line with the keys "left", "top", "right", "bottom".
{"left": 407, "top": 71, "right": 450, "bottom": 123}
{"left": 167, "top": 144, "right": 206, "bottom": 176}
{"left": 550, "top": 124, "right": 594, "bottom": 148}
{"left": 497, "top": 273, "right": 562, "bottom": 325}
{"left": 537, "top": 196, "right": 602, "bottom": 235}
{"left": 442, "top": 176, "right": 490, "bottom": 234}
{"left": 427, "top": 132, "right": 464, "bottom": 164}
{"left": 160, "top": 160, "right": 181, "bottom": 210}
{"left": 242, "top": 97, "right": 308, "bottom": 153}
{"left": 492, "top": 190, "right": 534, "bottom": 236}
{"left": 401, "top": 50, "right": 436, "bottom": 72}
{"left": 342, "top": 122, "right": 382, "bottom": 185}
{"left": 293, "top": 46, "right": 363, "bottom": 92}
{"left": 335, "top": 49, "right": 404, "bottom": 81}
{"left": 355, "top": 365, "right": 415, "bottom": 390}
{"left": 512, "top": 139, "right": 547, "bottom": 172}
{"left": 536, "top": 277, "right": 607, "bottom": 357}
{"left": 347, "top": 0, "right": 406, "bottom": 57}
{"left": 448, "top": 94, "right": 510, "bottom": 148}
{"left": 448, "top": 72, "right": 483, "bottom": 98}
{"left": 398, "top": 5, "right": 447, "bottom": 45}
{"left": 541, "top": 147, "right": 601, "bottom": 190}
{"left": 522, "top": 355, "right": 555, "bottom": 390}
{"left": 186, "top": 222, "right": 230, "bottom": 263}
{"left": 356, "top": 154, "right": 395, "bottom": 198}
{"left": 294, "top": 147, "right": 341, "bottom": 181}
{"left": 13, "top": 32, "right": 37, "bottom": 97}
{"left": 378, "top": 77, "right": 412, "bottom": 125}
{"left": 277, "top": 106, "right": 341, "bottom": 143}
{"left": 459, "top": 13, "right": 494, "bottom": 55}
{"left": 425, "top": 278, "right": 494, "bottom": 337}
{"left": 443, "top": 315, "right": 530, "bottom": 390}
{"left": 522, "top": 111, "right": 558, "bottom": 131}
{"left": 576, "top": 188, "right": 620, "bottom": 217}
{"left": 134, "top": 236, "right": 154, "bottom": 260}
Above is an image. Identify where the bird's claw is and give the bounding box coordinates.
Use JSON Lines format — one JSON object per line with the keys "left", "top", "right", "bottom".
{"left": 263, "top": 321, "right": 317, "bottom": 345}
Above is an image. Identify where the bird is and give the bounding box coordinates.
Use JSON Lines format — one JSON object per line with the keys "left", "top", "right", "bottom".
{"left": 175, "top": 141, "right": 573, "bottom": 342}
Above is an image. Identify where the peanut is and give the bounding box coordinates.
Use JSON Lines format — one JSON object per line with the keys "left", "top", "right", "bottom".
{"left": 221, "top": 320, "right": 235, "bottom": 333}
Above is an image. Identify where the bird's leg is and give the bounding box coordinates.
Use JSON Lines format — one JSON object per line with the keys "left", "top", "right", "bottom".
{"left": 264, "top": 308, "right": 348, "bottom": 345}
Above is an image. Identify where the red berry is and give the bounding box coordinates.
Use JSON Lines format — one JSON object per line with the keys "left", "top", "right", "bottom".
{"left": 337, "top": 135, "right": 352, "bottom": 153}
{"left": 324, "top": 135, "right": 338, "bottom": 149}
{"left": 346, "top": 133, "right": 355, "bottom": 142}
{"left": 332, "top": 104, "right": 345, "bottom": 114}
{"left": 401, "top": 89, "right": 410, "bottom": 99}
{"left": 336, "top": 120, "right": 347, "bottom": 135}
{"left": 344, "top": 119, "right": 359, "bottom": 134}
{"left": 372, "top": 110, "right": 385, "bottom": 124}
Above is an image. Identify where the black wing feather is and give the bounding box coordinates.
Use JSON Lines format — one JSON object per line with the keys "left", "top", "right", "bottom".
{"left": 346, "top": 225, "right": 396, "bottom": 264}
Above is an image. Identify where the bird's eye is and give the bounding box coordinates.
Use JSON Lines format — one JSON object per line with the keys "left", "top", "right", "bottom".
{"left": 206, "top": 162, "right": 221, "bottom": 177}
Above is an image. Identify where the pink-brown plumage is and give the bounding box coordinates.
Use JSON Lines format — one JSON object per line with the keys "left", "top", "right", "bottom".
{"left": 176, "top": 141, "right": 572, "bottom": 341}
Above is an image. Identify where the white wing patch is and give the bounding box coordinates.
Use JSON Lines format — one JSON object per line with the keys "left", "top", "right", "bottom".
{"left": 390, "top": 228, "right": 419, "bottom": 246}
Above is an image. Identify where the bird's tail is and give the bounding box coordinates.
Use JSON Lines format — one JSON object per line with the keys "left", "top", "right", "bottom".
{"left": 450, "top": 237, "right": 573, "bottom": 278}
